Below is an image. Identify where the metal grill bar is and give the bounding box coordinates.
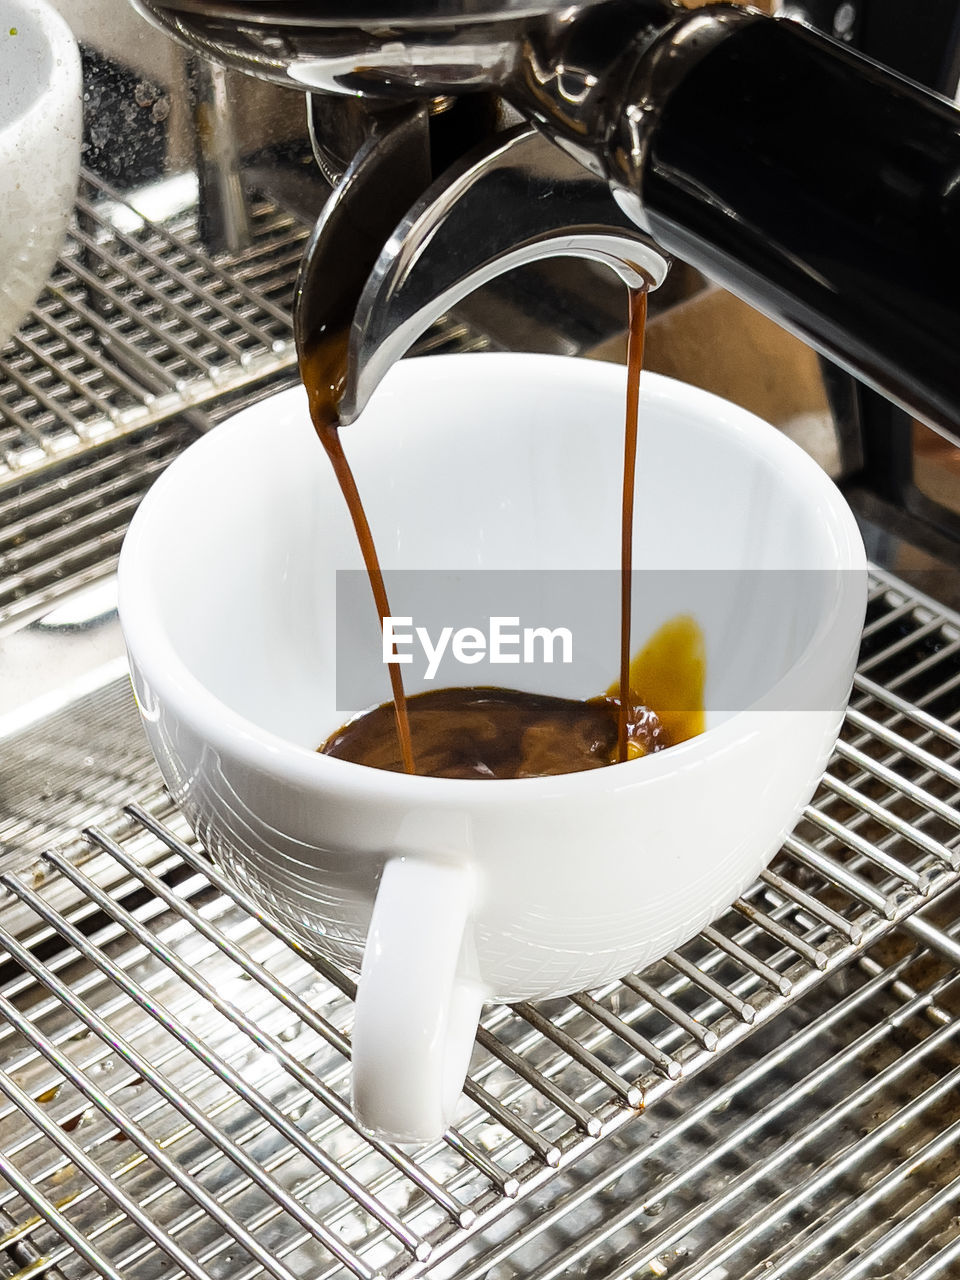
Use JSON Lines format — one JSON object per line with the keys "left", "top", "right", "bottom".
{"left": 860, "top": 596, "right": 916, "bottom": 637}
{"left": 901, "top": 910, "right": 960, "bottom": 966}
{"left": 73, "top": 831, "right": 474, "bottom": 1230}
{"left": 670, "top": 1058, "right": 960, "bottom": 1280}
{"left": 0, "top": 427, "right": 196, "bottom": 633}
{"left": 0, "top": 1138, "right": 126, "bottom": 1280}
{"left": 506, "top": 1004, "right": 642, "bottom": 1107}
{"left": 845, "top": 706, "right": 960, "bottom": 785}
{"left": 124, "top": 803, "right": 546, "bottom": 1191}
{"left": 89, "top": 175, "right": 293, "bottom": 329}
{"left": 700, "top": 924, "right": 792, "bottom": 994}
{"left": 0, "top": 171, "right": 498, "bottom": 632}
{"left": 857, "top": 615, "right": 948, "bottom": 673}
{"left": 803, "top": 804, "right": 932, "bottom": 888}
{"left": 0, "top": 175, "right": 301, "bottom": 478}
{"left": 68, "top": 223, "right": 251, "bottom": 370}
{"left": 807, "top": 780, "right": 951, "bottom": 879}
{"left": 0, "top": 878, "right": 382, "bottom": 1280}
{"left": 783, "top": 831, "right": 899, "bottom": 915}
{"left": 911, "top": 1235, "right": 960, "bottom": 1280}
{"left": 759, "top": 866, "right": 862, "bottom": 941}
{"left": 820, "top": 769, "right": 958, "bottom": 865}
{"left": 471, "top": 1030, "right": 601, "bottom": 1139}
{"left": 447, "top": 940, "right": 946, "bottom": 1280}
{"left": 772, "top": 1135, "right": 960, "bottom": 1279}
{"left": 33, "top": 845, "right": 432, "bottom": 1262}
{"left": 731, "top": 895, "right": 829, "bottom": 966}
{"left": 855, "top": 668, "right": 960, "bottom": 746}
{"left": 569, "top": 993, "right": 681, "bottom": 1081}
{"left": 0, "top": 931, "right": 310, "bottom": 1280}
{"left": 833, "top": 738, "right": 960, "bottom": 833}
{"left": 71, "top": 194, "right": 283, "bottom": 348}
{"left": 663, "top": 951, "right": 758, "bottom": 1022}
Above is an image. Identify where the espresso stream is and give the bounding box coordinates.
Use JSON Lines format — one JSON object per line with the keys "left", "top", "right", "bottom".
{"left": 302, "top": 286, "right": 705, "bottom": 780}
{"left": 301, "top": 328, "right": 416, "bottom": 776}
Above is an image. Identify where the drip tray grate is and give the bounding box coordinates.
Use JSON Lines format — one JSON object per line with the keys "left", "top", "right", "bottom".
{"left": 0, "top": 173, "right": 493, "bottom": 634}
{"left": 0, "top": 568, "right": 957, "bottom": 1278}
{"left": 0, "top": 173, "right": 302, "bottom": 477}
{"left": 0, "top": 168, "right": 308, "bottom": 639}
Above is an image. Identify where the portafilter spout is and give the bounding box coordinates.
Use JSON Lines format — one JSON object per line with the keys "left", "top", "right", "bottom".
{"left": 294, "top": 123, "right": 669, "bottom": 425}
{"left": 143, "top": 0, "right": 960, "bottom": 444}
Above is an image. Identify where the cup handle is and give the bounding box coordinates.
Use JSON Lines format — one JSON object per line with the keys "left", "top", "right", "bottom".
{"left": 352, "top": 856, "right": 484, "bottom": 1144}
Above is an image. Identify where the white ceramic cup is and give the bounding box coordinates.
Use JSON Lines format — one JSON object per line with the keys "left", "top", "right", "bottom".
{"left": 0, "top": 1, "right": 81, "bottom": 348}
{"left": 118, "top": 355, "right": 867, "bottom": 1143}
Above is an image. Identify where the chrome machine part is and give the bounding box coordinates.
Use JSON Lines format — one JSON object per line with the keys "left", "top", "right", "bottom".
{"left": 128, "top": 0, "right": 567, "bottom": 94}
{"left": 137, "top": 0, "right": 584, "bottom": 21}
{"left": 140, "top": 0, "right": 960, "bottom": 443}
{"left": 186, "top": 55, "right": 253, "bottom": 254}
{"left": 321, "top": 124, "right": 669, "bottom": 423}
{"left": 292, "top": 102, "right": 432, "bottom": 369}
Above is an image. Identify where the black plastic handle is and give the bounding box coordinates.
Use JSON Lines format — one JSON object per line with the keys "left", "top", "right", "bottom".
{"left": 639, "top": 16, "right": 960, "bottom": 441}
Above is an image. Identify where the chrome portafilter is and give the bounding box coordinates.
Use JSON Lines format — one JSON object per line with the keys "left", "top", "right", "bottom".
{"left": 292, "top": 120, "right": 670, "bottom": 424}
{"left": 130, "top": 0, "right": 618, "bottom": 95}
{"left": 136, "top": 0, "right": 960, "bottom": 441}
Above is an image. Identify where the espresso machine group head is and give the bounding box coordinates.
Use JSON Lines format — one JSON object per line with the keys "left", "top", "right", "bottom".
{"left": 133, "top": 0, "right": 960, "bottom": 441}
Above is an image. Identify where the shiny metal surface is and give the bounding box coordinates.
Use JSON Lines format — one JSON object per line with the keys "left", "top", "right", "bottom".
{"left": 0, "top": 171, "right": 303, "bottom": 632}
{"left": 603, "top": 5, "right": 758, "bottom": 216}
{"left": 0, "top": 170, "right": 302, "bottom": 480}
{"left": 299, "top": 124, "right": 670, "bottom": 423}
{"left": 186, "top": 57, "right": 253, "bottom": 254}
{"left": 131, "top": 0, "right": 960, "bottom": 446}
{"left": 0, "top": 570, "right": 958, "bottom": 1276}
{"left": 137, "top": 0, "right": 583, "bottom": 23}
{"left": 131, "top": 0, "right": 679, "bottom": 103}
{"left": 0, "top": 168, "right": 499, "bottom": 635}
{"left": 292, "top": 103, "right": 432, "bottom": 366}
{"left": 434, "top": 899, "right": 960, "bottom": 1280}
{"left": 306, "top": 97, "right": 380, "bottom": 189}
{"left": 132, "top": 0, "right": 532, "bottom": 95}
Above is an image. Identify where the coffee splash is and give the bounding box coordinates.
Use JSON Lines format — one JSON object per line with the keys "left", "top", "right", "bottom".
{"left": 300, "top": 284, "right": 706, "bottom": 782}
{"left": 610, "top": 612, "right": 705, "bottom": 747}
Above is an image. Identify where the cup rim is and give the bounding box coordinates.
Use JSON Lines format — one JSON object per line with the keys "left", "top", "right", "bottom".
{"left": 118, "top": 354, "right": 867, "bottom": 801}
{"left": 0, "top": 0, "right": 79, "bottom": 146}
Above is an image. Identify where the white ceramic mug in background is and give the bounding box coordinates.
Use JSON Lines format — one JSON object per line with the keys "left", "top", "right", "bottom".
{"left": 118, "top": 355, "right": 867, "bottom": 1143}
{"left": 0, "top": 1, "right": 81, "bottom": 348}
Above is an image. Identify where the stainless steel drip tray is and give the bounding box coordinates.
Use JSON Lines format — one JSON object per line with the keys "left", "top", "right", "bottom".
{"left": 0, "top": 564, "right": 958, "bottom": 1280}
{"left": 434, "top": 902, "right": 960, "bottom": 1280}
